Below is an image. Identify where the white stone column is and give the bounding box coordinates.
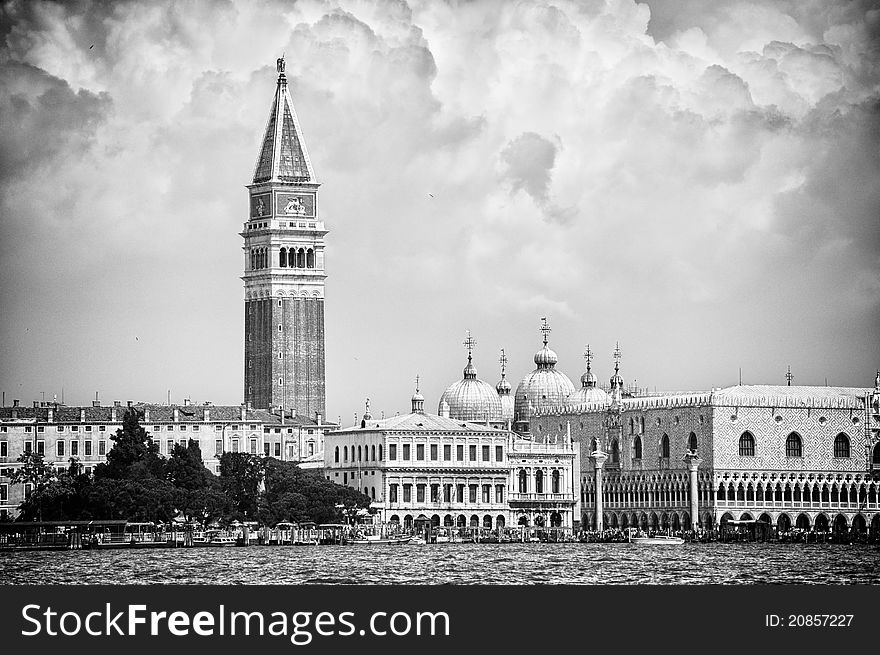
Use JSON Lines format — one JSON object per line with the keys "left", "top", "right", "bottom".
{"left": 685, "top": 454, "right": 702, "bottom": 529}
{"left": 592, "top": 451, "right": 608, "bottom": 532}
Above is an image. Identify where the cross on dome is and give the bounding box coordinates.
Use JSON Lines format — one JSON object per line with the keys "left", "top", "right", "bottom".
{"left": 463, "top": 330, "right": 476, "bottom": 360}
{"left": 583, "top": 344, "right": 593, "bottom": 373}
{"left": 785, "top": 366, "right": 793, "bottom": 386}
{"left": 499, "top": 348, "right": 508, "bottom": 376}
{"left": 613, "top": 342, "right": 621, "bottom": 374}
{"left": 540, "top": 317, "right": 551, "bottom": 346}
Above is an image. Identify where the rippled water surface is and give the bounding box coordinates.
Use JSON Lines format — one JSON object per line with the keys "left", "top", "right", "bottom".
{"left": 1, "top": 543, "right": 878, "bottom": 585}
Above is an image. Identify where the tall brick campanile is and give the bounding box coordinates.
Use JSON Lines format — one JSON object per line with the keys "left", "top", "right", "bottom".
{"left": 243, "top": 58, "right": 326, "bottom": 418}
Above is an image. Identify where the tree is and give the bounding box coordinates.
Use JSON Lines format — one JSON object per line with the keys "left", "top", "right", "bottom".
{"left": 166, "top": 439, "right": 211, "bottom": 490}
{"left": 218, "top": 452, "right": 264, "bottom": 519}
{"left": 259, "top": 458, "right": 371, "bottom": 525}
{"left": 10, "top": 451, "right": 58, "bottom": 521}
{"left": 96, "top": 409, "right": 163, "bottom": 480}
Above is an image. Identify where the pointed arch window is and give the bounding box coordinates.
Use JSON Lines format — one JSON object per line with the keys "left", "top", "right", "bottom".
{"left": 688, "top": 432, "right": 698, "bottom": 453}
{"left": 833, "top": 433, "right": 850, "bottom": 458}
{"left": 378, "top": 444, "right": 383, "bottom": 461}
{"left": 661, "top": 434, "right": 670, "bottom": 458}
{"left": 633, "top": 436, "right": 642, "bottom": 460}
{"left": 739, "top": 432, "right": 755, "bottom": 457}
{"left": 785, "top": 432, "right": 802, "bottom": 458}
{"left": 334, "top": 446, "right": 339, "bottom": 463}
{"left": 611, "top": 439, "right": 619, "bottom": 464}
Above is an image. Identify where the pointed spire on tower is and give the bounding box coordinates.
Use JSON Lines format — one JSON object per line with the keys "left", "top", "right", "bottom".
{"left": 253, "top": 56, "right": 317, "bottom": 184}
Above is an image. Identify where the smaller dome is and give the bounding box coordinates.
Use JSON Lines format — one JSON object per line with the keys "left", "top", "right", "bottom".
{"left": 581, "top": 370, "right": 598, "bottom": 387}
{"left": 496, "top": 377, "right": 512, "bottom": 394}
{"left": 534, "top": 345, "right": 558, "bottom": 367}
{"left": 610, "top": 372, "right": 624, "bottom": 388}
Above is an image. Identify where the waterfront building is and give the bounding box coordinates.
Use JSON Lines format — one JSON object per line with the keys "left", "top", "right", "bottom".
{"left": 530, "top": 354, "right": 880, "bottom": 537}
{"left": 324, "top": 389, "right": 578, "bottom": 530}
{"left": 243, "top": 57, "right": 327, "bottom": 419}
{"left": 0, "top": 400, "right": 334, "bottom": 520}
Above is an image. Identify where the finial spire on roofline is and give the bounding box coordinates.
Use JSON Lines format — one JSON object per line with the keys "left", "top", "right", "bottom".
{"left": 613, "top": 342, "right": 621, "bottom": 375}
{"left": 785, "top": 365, "right": 793, "bottom": 386}
{"left": 540, "top": 317, "right": 551, "bottom": 346}
{"left": 583, "top": 344, "right": 593, "bottom": 373}
{"left": 499, "top": 348, "right": 508, "bottom": 378}
{"left": 463, "top": 330, "right": 476, "bottom": 362}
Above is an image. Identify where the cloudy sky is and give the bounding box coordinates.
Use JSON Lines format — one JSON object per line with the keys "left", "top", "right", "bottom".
{"left": 1, "top": 0, "right": 878, "bottom": 423}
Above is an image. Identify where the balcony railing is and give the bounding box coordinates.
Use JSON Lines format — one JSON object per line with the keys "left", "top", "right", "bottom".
{"left": 508, "top": 493, "right": 574, "bottom": 502}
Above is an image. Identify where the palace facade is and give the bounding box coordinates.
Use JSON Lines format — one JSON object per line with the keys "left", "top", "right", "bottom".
{"left": 531, "top": 367, "right": 880, "bottom": 536}
{"left": 323, "top": 391, "right": 578, "bottom": 530}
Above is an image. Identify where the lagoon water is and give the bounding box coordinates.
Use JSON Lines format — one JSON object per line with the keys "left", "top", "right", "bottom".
{"left": 2, "top": 543, "right": 879, "bottom": 584}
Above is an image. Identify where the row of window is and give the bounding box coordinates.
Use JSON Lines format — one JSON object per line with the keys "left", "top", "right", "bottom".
{"left": 278, "top": 247, "right": 316, "bottom": 269}
{"left": 0, "top": 425, "right": 108, "bottom": 433}
{"left": 388, "top": 483, "right": 506, "bottom": 504}
{"left": 717, "top": 482, "right": 877, "bottom": 505}
{"left": 737, "top": 432, "right": 851, "bottom": 458}
{"left": 516, "top": 469, "right": 562, "bottom": 494}
{"left": 2, "top": 440, "right": 108, "bottom": 458}
{"left": 334, "top": 443, "right": 506, "bottom": 464}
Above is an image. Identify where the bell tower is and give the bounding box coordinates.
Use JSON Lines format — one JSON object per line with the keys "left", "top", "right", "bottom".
{"left": 243, "top": 57, "right": 326, "bottom": 418}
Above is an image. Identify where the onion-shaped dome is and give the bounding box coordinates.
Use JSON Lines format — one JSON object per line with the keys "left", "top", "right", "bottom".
{"left": 495, "top": 348, "right": 514, "bottom": 422}
{"left": 439, "top": 354, "right": 503, "bottom": 423}
{"left": 570, "top": 372, "right": 609, "bottom": 407}
{"left": 514, "top": 336, "right": 575, "bottom": 425}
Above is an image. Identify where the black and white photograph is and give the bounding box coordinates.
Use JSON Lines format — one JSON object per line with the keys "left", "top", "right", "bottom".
{"left": 1, "top": 0, "right": 879, "bottom": 624}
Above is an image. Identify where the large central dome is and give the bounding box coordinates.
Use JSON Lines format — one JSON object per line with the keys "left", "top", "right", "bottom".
{"left": 439, "top": 336, "right": 503, "bottom": 423}
{"left": 514, "top": 322, "right": 575, "bottom": 429}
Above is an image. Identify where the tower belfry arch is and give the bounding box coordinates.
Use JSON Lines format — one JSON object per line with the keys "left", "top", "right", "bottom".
{"left": 242, "top": 58, "right": 326, "bottom": 418}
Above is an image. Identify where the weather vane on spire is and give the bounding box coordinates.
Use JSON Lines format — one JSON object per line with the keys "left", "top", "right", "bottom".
{"left": 499, "top": 348, "right": 508, "bottom": 376}
{"left": 540, "top": 317, "right": 551, "bottom": 346}
{"left": 613, "top": 342, "right": 621, "bottom": 374}
{"left": 276, "top": 56, "right": 285, "bottom": 74}
{"left": 463, "top": 330, "right": 476, "bottom": 360}
{"left": 583, "top": 344, "right": 593, "bottom": 372}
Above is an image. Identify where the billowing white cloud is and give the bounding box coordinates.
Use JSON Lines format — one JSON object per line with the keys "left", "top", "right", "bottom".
{"left": 0, "top": 0, "right": 877, "bottom": 421}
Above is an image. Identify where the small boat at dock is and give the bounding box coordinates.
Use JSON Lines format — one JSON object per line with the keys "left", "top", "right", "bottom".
{"left": 346, "top": 534, "right": 412, "bottom": 545}
{"left": 628, "top": 535, "right": 684, "bottom": 545}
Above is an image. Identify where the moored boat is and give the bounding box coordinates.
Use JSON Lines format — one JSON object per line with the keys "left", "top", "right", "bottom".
{"left": 346, "top": 535, "right": 412, "bottom": 545}
{"left": 628, "top": 535, "right": 684, "bottom": 545}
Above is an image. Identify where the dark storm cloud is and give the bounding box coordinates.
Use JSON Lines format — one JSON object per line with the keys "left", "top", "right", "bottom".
{"left": 0, "top": 61, "right": 111, "bottom": 183}
{"left": 500, "top": 132, "right": 558, "bottom": 204}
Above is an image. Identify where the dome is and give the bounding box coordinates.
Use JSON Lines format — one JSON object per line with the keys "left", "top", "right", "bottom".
{"left": 514, "top": 369, "right": 576, "bottom": 423}
{"left": 439, "top": 354, "right": 503, "bottom": 423}
{"left": 569, "top": 384, "right": 610, "bottom": 407}
{"left": 534, "top": 345, "right": 558, "bottom": 367}
{"left": 514, "top": 320, "right": 575, "bottom": 425}
{"left": 570, "top": 345, "right": 608, "bottom": 407}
